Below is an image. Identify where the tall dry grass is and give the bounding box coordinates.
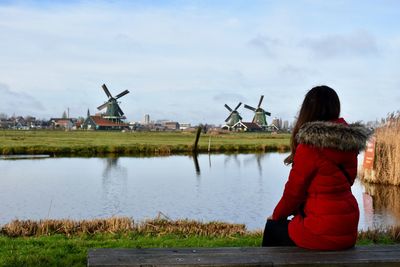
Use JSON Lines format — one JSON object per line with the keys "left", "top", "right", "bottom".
{"left": 0, "top": 217, "right": 134, "bottom": 237}
{"left": 0, "top": 217, "right": 247, "bottom": 238}
{"left": 136, "top": 218, "right": 247, "bottom": 237}
{"left": 358, "top": 225, "right": 400, "bottom": 243}
{"left": 364, "top": 112, "right": 400, "bottom": 185}
{"left": 1, "top": 216, "right": 399, "bottom": 243}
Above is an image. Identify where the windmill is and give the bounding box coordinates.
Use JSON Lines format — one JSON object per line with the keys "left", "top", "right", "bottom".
{"left": 97, "top": 84, "right": 130, "bottom": 122}
{"left": 244, "top": 95, "right": 271, "bottom": 127}
{"left": 224, "top": 102, "right": 242, "bottom": 127}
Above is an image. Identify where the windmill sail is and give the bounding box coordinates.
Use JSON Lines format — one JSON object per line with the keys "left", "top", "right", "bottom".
{"left": 244, "top": 95, "right": 270, "bottom": 127}
{"left": 97, "top": 102, "right": 108, "bottom": 110}
{"left": 115, "top": 90, "right": 129, "bottom": 99}
{"left": 224, "top": 104, "right": 233, "bottom": 112}
{"left": 244, "top": 104, "right": 256, "bottom": 112}
{"left": 96, "top": 84, "right": 130, "bottom": 122}
{"left": 102, "top": 84, "right": 112, "bottom": 98}
{"left": 258, "top": 95, "right": 264, "bottom": 108}
{"left": 224, "top": 102, "right": 242, "bottom": 127}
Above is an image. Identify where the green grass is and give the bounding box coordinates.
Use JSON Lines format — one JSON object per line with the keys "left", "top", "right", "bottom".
{"left": 0, "top": 130, "right": 290, "bottom": 156}
{"left": 0, "top": 233, "right": 261, "bottom": 267}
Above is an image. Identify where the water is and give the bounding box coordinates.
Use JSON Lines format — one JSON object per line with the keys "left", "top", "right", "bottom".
{"left": 1, "top": 153, "right": 399, "bottom": 230}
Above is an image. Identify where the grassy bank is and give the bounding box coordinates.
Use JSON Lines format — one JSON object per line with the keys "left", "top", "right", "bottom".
{"left": 361, "top": 113, "right": 400, "bottom": 185}
{"left": 1, "top": 218, "right": 399, "bottom": 267}
{"left": 0, "top": 218, "right": 258, "bottom": 267}
{"left": 0, "top": 130, "right": 290, "bottom": 156}
{"left": 0, "top": 233, "right": 261, "bottom": 267}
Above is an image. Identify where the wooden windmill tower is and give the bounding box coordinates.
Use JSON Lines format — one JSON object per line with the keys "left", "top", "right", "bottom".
{"left": 97, "top": 84, "right": 130, "bottom": 123}
{"left": 223, "top": 102, "right": 242, "bottom": 129}
{"left": 244, "top": 95, "right": 271, "bottom": 128}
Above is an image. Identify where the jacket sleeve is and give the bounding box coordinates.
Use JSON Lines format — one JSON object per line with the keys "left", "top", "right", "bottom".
{"left": 272, "top": 144, "right": 319, "bottom": 220}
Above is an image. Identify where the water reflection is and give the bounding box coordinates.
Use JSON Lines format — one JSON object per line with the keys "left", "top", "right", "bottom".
{"left": 224, "top": 154, "right": 241, "bottom": 168}
{"left": 191, "top": 153, "right": 201, "bottom": 176}
{"left": 243, "top": 153, "right": 267, "bottom": 177}
{"left": 101, "top": 157, "right": 128, "bottom": 216}
{"left": 361, "top": 181, "right": 400, "bottom": 229}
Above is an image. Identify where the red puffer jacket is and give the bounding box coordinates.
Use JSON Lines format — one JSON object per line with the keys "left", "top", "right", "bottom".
{"left": 272, "top": 118, "right": 371, "bottom": 250}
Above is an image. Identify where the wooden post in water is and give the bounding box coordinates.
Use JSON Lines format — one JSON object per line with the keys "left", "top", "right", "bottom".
{"left": 193, "top": 126, "right": 202, "bottom": 153}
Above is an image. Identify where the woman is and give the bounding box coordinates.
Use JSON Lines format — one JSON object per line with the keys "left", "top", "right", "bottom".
{"left": 262, "top": 85, "right": 371, "bottom": 250}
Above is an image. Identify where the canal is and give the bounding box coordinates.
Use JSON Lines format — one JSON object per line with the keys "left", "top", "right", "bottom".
{"left": 1, "top": 153, "right": 399, "bottom": 230}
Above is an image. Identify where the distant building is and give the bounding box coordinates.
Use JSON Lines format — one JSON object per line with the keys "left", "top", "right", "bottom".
{"left": 283, "top": 120, "right": 289, "bottom": 130}
{"left": 231, "top": 121, "right": 263, "bottom": 132}
{"left": 50, "top": 118, "right": 74, "bottom": 129}
{"left": 144, "top": 114, "right": 150, "bottom": 124}
{"left": 179, "top": 123, "right": 191, "bottom": 130}
{"left": 82, "top": 116, "right": 129, "bottom": 130}
{"left": 271, "top": 118, "right": 280, "bottom": 129}
{"left": 0, "top": 120, "right": 13, "bottom": 129}
{"left": 129, "top": 121, "right": 143, "bottom": 131}
{"left": 156, "top": 119, "right": 170, "bottom": 125}
{"left": 164, "top": 121, "right": 180, "bottom": 130}
{"left": 1, "top": 115, "right": 50, "bottom": 129}
{"left": 266, "top": 124, "right": 279, "bottom": 132}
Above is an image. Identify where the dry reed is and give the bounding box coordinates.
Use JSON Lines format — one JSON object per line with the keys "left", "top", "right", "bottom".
{"left": 137, "top": 218, "right": 247, "bottom": 237}
{"left": 0, "top": 217, "right": 247, "bottom": 238}
{"left": 362, "top": 112, "right": 400, "bottom": 185}
{"left": 358, "top": 225, "right": 400, "bottom": 243}
{"left": 0, "top": 217, "right": 134, "bottom": 237}
{"left": 1, "top": 216, "right": 399, "bottom": 243}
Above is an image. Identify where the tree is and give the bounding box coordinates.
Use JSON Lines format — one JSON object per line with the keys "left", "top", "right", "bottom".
{"left": 62, "top": 111, "right": 67, "bottom": 119}
{"left": 0, "top": 113, "right": 7, "bottom": 120}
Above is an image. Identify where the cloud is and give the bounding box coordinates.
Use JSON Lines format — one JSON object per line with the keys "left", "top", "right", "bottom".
{"left": 0, "top": 82, "right": 45, "bottom": 115}
{"left": 213, "top": 93, "right": 246, "bottom": 103}
{"left": 300, "top": 30, "right": 379, "bottom": 58}
{"left": 278, "top": 65, "right": 319, "bottom": 82}
{"left": 248, "top": 34, "right": 282, "bottom": 57}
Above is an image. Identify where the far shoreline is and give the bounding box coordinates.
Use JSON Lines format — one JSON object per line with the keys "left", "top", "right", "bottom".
{"left": 0, "top": 130, "right": 291, "bottom": 157}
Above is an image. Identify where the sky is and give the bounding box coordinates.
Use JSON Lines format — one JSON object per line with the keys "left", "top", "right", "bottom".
{"left": 0, "top": 0, "right": 399, "bottom": 125}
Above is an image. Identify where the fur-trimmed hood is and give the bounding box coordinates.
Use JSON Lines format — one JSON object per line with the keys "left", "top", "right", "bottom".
{"left": 296, "top": 120, "right": 373, "bottom": 151}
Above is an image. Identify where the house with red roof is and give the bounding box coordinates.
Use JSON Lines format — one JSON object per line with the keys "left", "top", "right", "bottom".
{"left": 82, "top": 116, "right": 129, "bottom": 130}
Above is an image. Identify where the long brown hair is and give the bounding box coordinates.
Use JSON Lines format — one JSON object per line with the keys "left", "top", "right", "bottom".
{"left": 284, "top": 85, "right": 341, "bottom": 164}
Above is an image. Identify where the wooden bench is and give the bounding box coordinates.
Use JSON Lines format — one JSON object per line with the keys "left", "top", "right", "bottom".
{"left": 88, "top": 245, "right": 400, "bottom": 266}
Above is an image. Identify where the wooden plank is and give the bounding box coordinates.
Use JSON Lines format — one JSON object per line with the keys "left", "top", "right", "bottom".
{"left": 89, "top": 245, "right": 400, "bottom": 254}
{"left": 88, "top": 245, "right": 400, "bottom": 267}
{"left": 88, "top": 247, "right": 400, "bottom": 266}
